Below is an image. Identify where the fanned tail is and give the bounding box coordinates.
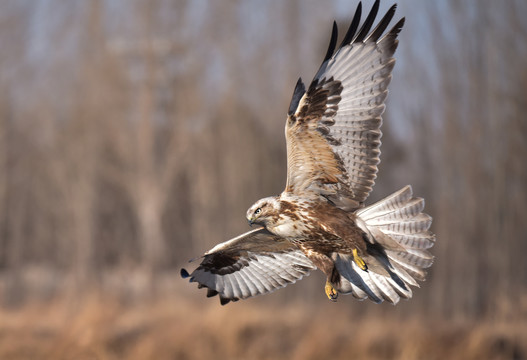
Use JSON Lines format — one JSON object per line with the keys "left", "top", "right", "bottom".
{"left": 335, "top": 185, "right": 435, "bottom": 304}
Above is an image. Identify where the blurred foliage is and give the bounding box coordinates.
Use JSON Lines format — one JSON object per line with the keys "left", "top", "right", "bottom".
{"left": 0, "top": 295, "right": 525, "bottom": 359}
{"left": 0, "top": 0, "right": 526, "bottom": 331}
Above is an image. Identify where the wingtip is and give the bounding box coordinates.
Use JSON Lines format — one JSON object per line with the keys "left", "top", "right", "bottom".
{"left": 340, "top": 1, "right": 362, "bottom": 48}
{"left": 354, "top": 0, "right": 380, "bottom": 43}
{"left": 206, "top": 288, "right": 219, "bottom": 298}
{"left": 394, "top": 17, "right": 405, "bottom": 33}
{"left": 288, "top": 77, "right": 306, "bottom": 115}
{"left": 180, "top": 268, "right": 190, "bottom": 278}
{"left": 220, "top": 297, "right": 231, "bottom": 306}
{"left": 322, "top": 21, "right": 338, "bottom": 63}
{"left": 296, "top": 77, "right": 304, "bottom": 87}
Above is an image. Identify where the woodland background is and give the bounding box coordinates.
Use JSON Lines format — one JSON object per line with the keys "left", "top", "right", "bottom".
{"left": 0, "top": 0, "right": 526, "bottom": 359}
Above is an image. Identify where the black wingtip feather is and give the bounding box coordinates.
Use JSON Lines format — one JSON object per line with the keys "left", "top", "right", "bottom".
{"left": 390, "top": 17, "right": 405, "bottom": 36}
{"left": 220, "top": 297, "right": 231, "bottom": 306}
{"left": 384, "top": 17, "right": 405, "bottom": 52}
{"left": 180, "top": 268, "right": 190, "bottom": 278}
{"left": 206, "top": 288, "right": 219, "bottom": 298}
{"left": 340, "top": 2, "right": 362, "bottom": 48}
{"left": 322, "top": 21, "right": 338, "bottom": 63}
{"left": 368, "top": 3, "right": 397, "bottom": 42}
{"left": 288, "top": 77, "right": 306, "bottom": 115}
{"left": 354, "top": 0, "right": 380, "bottom": 43}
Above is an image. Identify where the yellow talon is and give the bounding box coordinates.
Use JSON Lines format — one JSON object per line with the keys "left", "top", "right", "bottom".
{"left": 353, "top": 248, "right": 368, "bottom": 271}
{"left": 325, "top": 281, "right": 338, "bottom": 302}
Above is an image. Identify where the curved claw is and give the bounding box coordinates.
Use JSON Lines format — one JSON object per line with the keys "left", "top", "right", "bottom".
{"left": 325, "top": 281, "right": 338, "bottom": 302}
{"left": 353, "top": 248, "right": 368, "bottom": 271}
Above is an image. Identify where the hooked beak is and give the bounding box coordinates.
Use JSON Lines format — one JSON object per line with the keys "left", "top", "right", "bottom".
{"left": 248, "top": 218, "right": 254, "bottom": 227}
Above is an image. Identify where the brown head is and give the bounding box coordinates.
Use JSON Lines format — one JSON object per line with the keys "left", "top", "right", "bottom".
{"left": 246, "top": 196, "right": 280, "bottom": 228}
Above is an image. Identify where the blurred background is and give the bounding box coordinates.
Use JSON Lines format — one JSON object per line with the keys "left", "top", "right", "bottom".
{"left": 0, "top": 0, "right": 526, "bottom": 359}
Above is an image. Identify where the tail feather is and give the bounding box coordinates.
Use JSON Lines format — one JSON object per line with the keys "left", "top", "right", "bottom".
{"left": 348, "top": 283, "right": 369, "bottom": 301}
{"left": 334, "top": 253, "right": 383, "bottom": 303}
{"left": 370, "top": 272, "right": 401, "bottom": 304}
{"left": 387, "top": 275, "right": 413, "bottom": 298}
{"left": 334, "top": 253, "right": 411, "bottom": 305}
{"left": 360, "top": 197, "right": 425, "bottom": 225}
{"left": 389, "top": 232, "right": 435, "bottom": 249}
{"left": 335, "top": 185, "right": 435, "bottom": 305}
{"left": 406, "top": 248, "right": 435, "bottom": 264}
{"left": 376, "top": 214, "right": 432, "bottom": 234}
{"left": 356, "top": 185, "right": 413, "bottom": 218}
{"left": 388, "top": 255, "right": 427, "bottom": 282}
{"left": 388, "top": 249, "right": 434, "bottom": 268}
{"left": 390, "top": 262, "right": 419, "bottom": 287}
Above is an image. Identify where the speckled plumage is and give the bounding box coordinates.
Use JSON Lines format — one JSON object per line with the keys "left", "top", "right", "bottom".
{"left": 181, "top": 1, "right": 435, "bottom": 305}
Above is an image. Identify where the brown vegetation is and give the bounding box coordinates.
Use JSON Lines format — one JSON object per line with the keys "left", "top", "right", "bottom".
{"left": 0, "top": 292, "right": 525, "bottom": 360}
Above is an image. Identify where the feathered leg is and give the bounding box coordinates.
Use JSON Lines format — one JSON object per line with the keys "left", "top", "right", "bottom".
{"left": 302, "top": 250, "right": 340, "bottom": 302}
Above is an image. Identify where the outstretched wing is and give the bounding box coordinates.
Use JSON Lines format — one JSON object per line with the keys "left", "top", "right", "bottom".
{"left": 181, "top": 227, "right": 316, "bottom": 305}
{"left": 285, "top": 1, "right": 404, "bottom": 210}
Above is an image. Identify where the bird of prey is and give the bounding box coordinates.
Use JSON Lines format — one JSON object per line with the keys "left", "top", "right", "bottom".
{"left": 181, "top": 1, "right": 435, "bottom": 305}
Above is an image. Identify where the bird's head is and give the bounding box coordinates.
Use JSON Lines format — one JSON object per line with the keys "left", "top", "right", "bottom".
{"left": 246, "top": 196, "right": 280, "bottom": 227}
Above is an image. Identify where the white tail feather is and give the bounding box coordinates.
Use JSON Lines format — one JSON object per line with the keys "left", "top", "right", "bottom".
{"left": 337, "top": 185, "right": 436, "bottom": 304}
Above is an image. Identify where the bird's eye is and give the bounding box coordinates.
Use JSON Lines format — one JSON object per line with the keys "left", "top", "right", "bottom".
{"left": 255, "top": 208, "right": 262, "bottom": 215}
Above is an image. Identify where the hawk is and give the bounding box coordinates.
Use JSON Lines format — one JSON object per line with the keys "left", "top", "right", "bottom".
{"left": 181, "top": 1, "right": 435, "bottom": 305}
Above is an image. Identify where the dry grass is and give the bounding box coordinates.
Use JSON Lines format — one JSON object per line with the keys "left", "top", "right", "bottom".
{"left": 0, "top": 292, "right": 525, "bottom": 360}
